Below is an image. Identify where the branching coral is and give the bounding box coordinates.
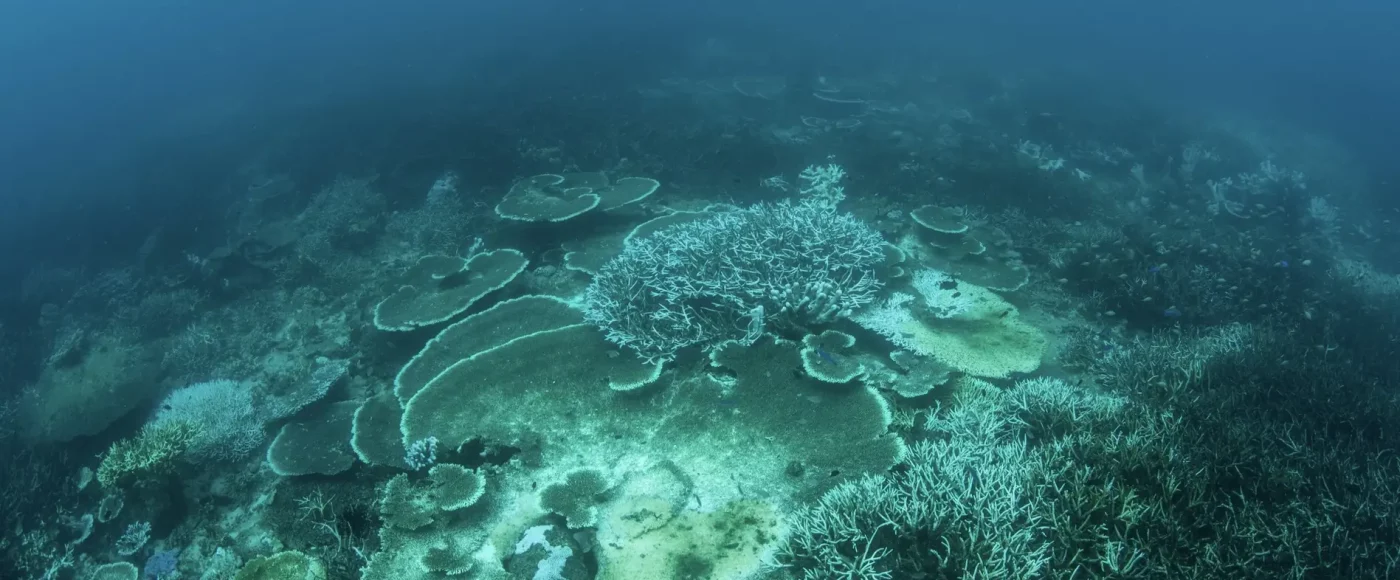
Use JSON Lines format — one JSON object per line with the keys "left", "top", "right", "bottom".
{"left": 97, "top": 420, "right": 198, "bottom": 488}
{"left": 584, "top": 199, "right": 885, "bottom": 362}
{"left": 779, "top": 322, "right": 1400, "bottom": 579}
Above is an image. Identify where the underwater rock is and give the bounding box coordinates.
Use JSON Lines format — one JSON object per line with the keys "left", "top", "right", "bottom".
{"left": 854, "top": 276, "right": 1047, "bottom": 379}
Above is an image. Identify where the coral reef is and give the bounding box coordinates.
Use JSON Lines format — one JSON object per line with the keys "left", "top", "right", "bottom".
{"left": 5, "top": 57, "right": 1398, "bottom": 580}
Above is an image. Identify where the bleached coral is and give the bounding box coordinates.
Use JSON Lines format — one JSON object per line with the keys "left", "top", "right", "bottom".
{"left": 585, "top": 200, "right": 884, "bottom": 362}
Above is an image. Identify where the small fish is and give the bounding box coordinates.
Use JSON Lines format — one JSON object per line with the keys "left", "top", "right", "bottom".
{"left": 1162, "top": 306, "right": 1182, "bottom": 318}
{"left": 1276, "top": 260, "right": 1290, "bottom": 268}
{"left": 815, "top": 347, "right": 838, "bottom": 365}
{"left": 1148, "top": 265, "right": 1163, "bottom": 274}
